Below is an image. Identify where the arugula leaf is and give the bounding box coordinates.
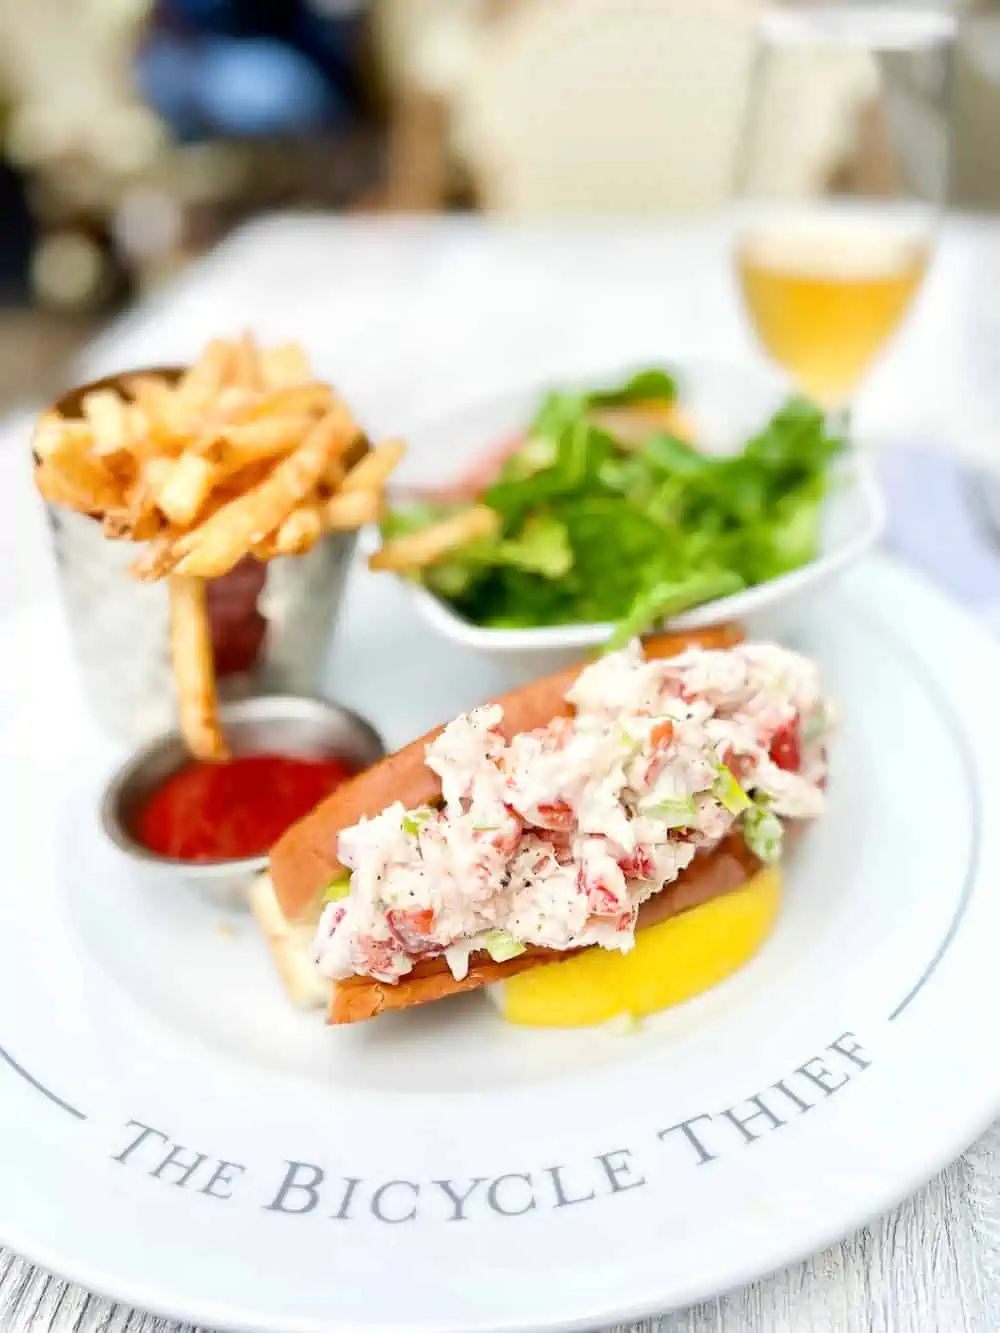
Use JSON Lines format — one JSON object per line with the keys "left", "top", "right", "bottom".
{"left": 495, "top": 513, "right": 573, "bottom": 577}
{"left": 640, "top": 431, "right": 708, "bottom": 478}
{"left": 485, "top": 416, "right": 615, "bottom": 529}
{"left": 603, "top": 569, "right": 745, "bottom": 654}
{"left": 468, "top": 570, "right": 574, "bottom": 628}
{"left": 530, "top": 390, "right": 588, "bottom": 441}
{"left": 586, "top": 368, "right": 678, "bottom": 407}
{"left": 498, "top": 434, "right": 557, "bottom": 481}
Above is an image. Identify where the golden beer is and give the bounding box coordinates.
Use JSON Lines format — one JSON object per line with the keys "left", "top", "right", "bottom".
{"left": 737, "top": 226, "right": 929, "bottom": 405}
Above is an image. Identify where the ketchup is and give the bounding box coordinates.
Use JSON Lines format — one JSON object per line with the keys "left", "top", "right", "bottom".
{"left": 134, "top": 753, "right": 356, "bottom": 862}
{"left": 768, "top": 717, "right": 803, "bottom": 773}
{"left": 205, "top": 556, "right": 268, "bottom": 678}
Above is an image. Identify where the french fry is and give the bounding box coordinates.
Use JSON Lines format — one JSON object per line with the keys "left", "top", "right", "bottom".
{"left": 130, "top": 527, "right": 185, "bottom": 581}
{"left": 168, "top": 575, "right": 229, "bottom": 761}
{"left": 322, "top": 489, "right": 383, "bottom": 531}
{"left": 82, "top": 389, "right": 132, "bottom": 457}
{"left": 142, "top": 455, "right": 176, "bottom": 495}
{"left": 246, "top": 384, "right": 333, "bottom": 420}
{"left": 33, "top": 414, "right": 92, "bottom": 461}
{"left": 212, "top": 385, "right": 257, "bottom": 423}
{"left": 35, "top": 442, "right": 123, "bottom": 514}
{"left": 129, "top": 479, "right": 250, "bottom": 579}
{"left": 154, "top": 453, "right": 217, "bottom": 526}
{"left": 369, "top": 505, "right": 500, "bottom": 572}
{"left": 251, "top": 534, "right": 278, "bottom": 561}
{"left": 228, "top": 332, "right": 262, "bottom": 392}
{"left": 173, "top": 339, "right": 232, "bottom": 415}
{"left": 274, "top": 501, "right": 323, "bottom": 556}
{"left": 164, "top": 406, "right": 360, "bottom": 579}
{"left": 126, "top": 375, "right": 190, "bottom": 441}
{"left": 102, "top": 507, "right": 162, "bottom": 542}
{"left": 340, "top": 438, "right": 405, "bottom": 494}
{"left": 260, "top": 341, "right": 313, "bottom": 388}
{"left": 123, "top": 402, "right": 157, "bottom": 458}
{"left": 218, "top": 416, "right": 314, "bottom": 469}
{"left": 322, "top": 457, "right": 346, "bottom": 489}
{"left": 211, "top": 460, "right": 275, "bottom": 499}
{"left": 101, "top": 455, "right": 169, "bottom": 539}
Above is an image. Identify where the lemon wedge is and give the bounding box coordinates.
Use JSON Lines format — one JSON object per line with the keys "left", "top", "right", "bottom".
{"left": 493, "top": 866, "right": 781, "bottom": 1028}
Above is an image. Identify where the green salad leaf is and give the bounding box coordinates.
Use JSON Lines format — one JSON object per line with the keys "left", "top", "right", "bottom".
{"left": 639, "top": 793, "right": 698, "bottom": 828}
{"left": 712, "top": 763, "right": 753, "bottom": 815}
{"left": 323, "top": 873, "right": 351, "bottom": 903}
{"left": 602, "top": 570, "right": 745, "bottom": 654}
{"left": 401, "top": 807, "right": 434, "bottom": 837}
{"left": 380, "top": 369, "right": 843, "bottom": 640}
{"left": 483, "top": 929, "right": 527, "bottom": 962}
{"left": 743, "top": 802, "right": 784, "bottom": 863}
{"left": 586, "top": 367, "right": 678, "bottom": 407}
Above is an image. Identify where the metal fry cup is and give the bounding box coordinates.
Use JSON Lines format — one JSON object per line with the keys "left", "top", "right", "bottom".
{"left": 39, "top": 367, "right": 364, "bottom": 744}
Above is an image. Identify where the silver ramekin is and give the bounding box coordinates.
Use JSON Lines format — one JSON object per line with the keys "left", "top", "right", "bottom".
{"left": 99, "top": 694, "right": 385, "bottom": 907}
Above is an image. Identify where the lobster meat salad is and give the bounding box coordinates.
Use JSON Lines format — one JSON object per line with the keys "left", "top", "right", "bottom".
{"left": 313, "top": 640, "right": 833, "bottom": 987}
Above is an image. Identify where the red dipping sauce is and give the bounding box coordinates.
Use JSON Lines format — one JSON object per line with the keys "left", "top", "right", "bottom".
{"left": 134, "top": 753, "right": 356, "bottom": 862}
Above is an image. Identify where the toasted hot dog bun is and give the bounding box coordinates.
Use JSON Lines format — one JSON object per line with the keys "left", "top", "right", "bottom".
{"left": 327, "top": 832, "right": 761, "bottom": 1023}
{"left": 250, "top": 874, "right": 330, "bottom": 1010}
{"left": 269, "top": 622, "right": 742, "bottom": 925}
{"left": 252, "top": 832, "right": 763, "bottom": 1023}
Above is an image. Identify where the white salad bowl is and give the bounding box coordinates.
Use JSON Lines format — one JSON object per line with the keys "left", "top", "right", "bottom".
{"left": 384, "top": 360, "right": 886, "bottom": 653}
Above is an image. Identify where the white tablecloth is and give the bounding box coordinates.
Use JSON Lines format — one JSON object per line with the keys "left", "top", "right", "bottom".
{"left": 4, "top": 212, "right": 1000, "bottom": 1333}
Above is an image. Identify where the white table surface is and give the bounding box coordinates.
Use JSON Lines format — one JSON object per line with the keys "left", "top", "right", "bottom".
{"left": 5, "top": 212, "right": 1000, "bottom": 1333}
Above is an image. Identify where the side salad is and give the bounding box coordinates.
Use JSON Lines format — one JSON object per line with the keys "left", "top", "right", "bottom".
{"left": 371, "top": 369, "right": 844, "bottom": 642}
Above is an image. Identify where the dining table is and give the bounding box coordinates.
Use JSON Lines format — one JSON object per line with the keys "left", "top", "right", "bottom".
{"left": 3, "top": 211, "right": 1000, "bottom": 1333}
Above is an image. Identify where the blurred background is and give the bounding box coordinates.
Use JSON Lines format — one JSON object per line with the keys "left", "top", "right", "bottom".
{"left": 0, "top": 0, "right": 994, "bottom": 411}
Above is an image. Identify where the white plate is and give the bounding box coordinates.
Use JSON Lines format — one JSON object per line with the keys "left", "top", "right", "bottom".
{"left": 387, "top": 364, "right": 885, "bottom": 652}
{"left": 1, "top": 553, "right": 999, "bottom": 1333}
